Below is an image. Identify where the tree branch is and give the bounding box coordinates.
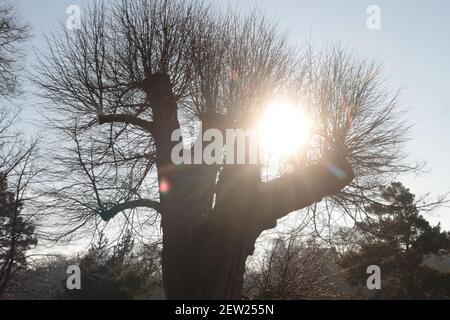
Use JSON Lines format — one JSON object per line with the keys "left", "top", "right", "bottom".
{"left": 97, "top": 114, "right": 154, "bottom": 133}
{"left": 99, "top": 199, "right": 160, "bottom": 221}
{"left": 259, "top": 157, "right": 355, "bottom": 227}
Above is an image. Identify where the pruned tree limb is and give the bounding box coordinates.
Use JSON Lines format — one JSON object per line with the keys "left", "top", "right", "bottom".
{"left": 100, "top": 199, "right": 160, "bottom": 222}
{"left": 260, "top": 157, "right": 355, "bottom": 226}
{"left": 97, "top": 114, "right": 154, "bottom": 134}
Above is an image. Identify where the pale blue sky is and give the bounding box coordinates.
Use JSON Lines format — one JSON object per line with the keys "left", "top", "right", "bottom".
{"left": 14, "top": 0, "right": 450, "bottom": 229}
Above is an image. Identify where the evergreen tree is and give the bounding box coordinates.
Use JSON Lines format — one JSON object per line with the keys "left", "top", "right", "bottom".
{"left": 64, "top": 231, "right": 162, "bottom": 300}
{"left": 0, "top": 174, "right": 37, "bottom": 294}
{"left": 340, "top": 182, "right": 450, "bottom": 299}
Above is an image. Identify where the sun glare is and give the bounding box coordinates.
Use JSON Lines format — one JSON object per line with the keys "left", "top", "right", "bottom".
{"left": 258, "top": 100, "right": 311, "bottom": 160}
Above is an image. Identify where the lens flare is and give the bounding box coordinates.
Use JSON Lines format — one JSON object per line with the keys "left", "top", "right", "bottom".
{"left": 159, "top": 178, "right": 170, "bottom": 194}
{"left": 258, "top": 100, "right": 311, "bottom": 160}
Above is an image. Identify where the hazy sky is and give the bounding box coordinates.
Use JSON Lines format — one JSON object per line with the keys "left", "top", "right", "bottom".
{"left": 14, "top": 0, "right": 450, "bottom": 229}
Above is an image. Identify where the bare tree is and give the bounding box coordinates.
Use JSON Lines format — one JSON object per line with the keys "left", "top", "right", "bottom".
{"left": 0, "top": 2, "right": 29, "bottom": 96}
{"left": 244, "top": 230, "right": 351, "bottom": 300}
{"left": 290, "top": 46, "right": 417, "bottom": 238}
{"left": 33, "top": 0, "right": 412, "bottom": 299}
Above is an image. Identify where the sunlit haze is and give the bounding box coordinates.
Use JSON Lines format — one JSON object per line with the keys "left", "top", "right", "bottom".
{"left": 258, "top": 100, "right": 311, "bottom": 161}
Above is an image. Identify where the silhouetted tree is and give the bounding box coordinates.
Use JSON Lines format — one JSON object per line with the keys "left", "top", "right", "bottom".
{"left": 0, "top": 174, "right": 38, "bottom": 295}
{"left": 34, "top": 0, "right": 414, "bottom": 299}
{"left": 0, "top": 111, "right": 39, "bottom": 295}
{"left": 340, "top": 182, "right": 450, "bottom": 299}
{"left": 244, "top": 232, "right": 351, "bottom": 300}
{"left": 0, "top": 3, "right": 29, "bottom": 96}
{"left": 0, "top": 2, "right": 38, "bottom": 296}
{"left": 3, "top": 235, "right": 162, "bottom": 300}
{"left": 1, "top": 255, "right": 68, "bottom": 299}
{"left": 64, "top": 231, "right": 161, "bottom": 300}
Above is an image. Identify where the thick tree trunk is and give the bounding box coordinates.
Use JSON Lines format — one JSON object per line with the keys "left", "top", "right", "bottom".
{"left": 160, "top": 160, "right": 355, "bottom": 300}
{"left": 160, "top": 163, "right": 283, "bottom": 299}
{"left": 162, "top": 222, "right": 254, "bottom": 300}
{"left": 142, "top": 72, "right": 355, "bottom": 300}
{"left": 96, "top": 73, "right": 355, "bottom": 299}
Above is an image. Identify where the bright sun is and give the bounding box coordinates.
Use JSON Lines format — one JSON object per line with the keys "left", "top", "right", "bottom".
{"left": 258, "top": 100, "right": 311, "bottom": 160}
